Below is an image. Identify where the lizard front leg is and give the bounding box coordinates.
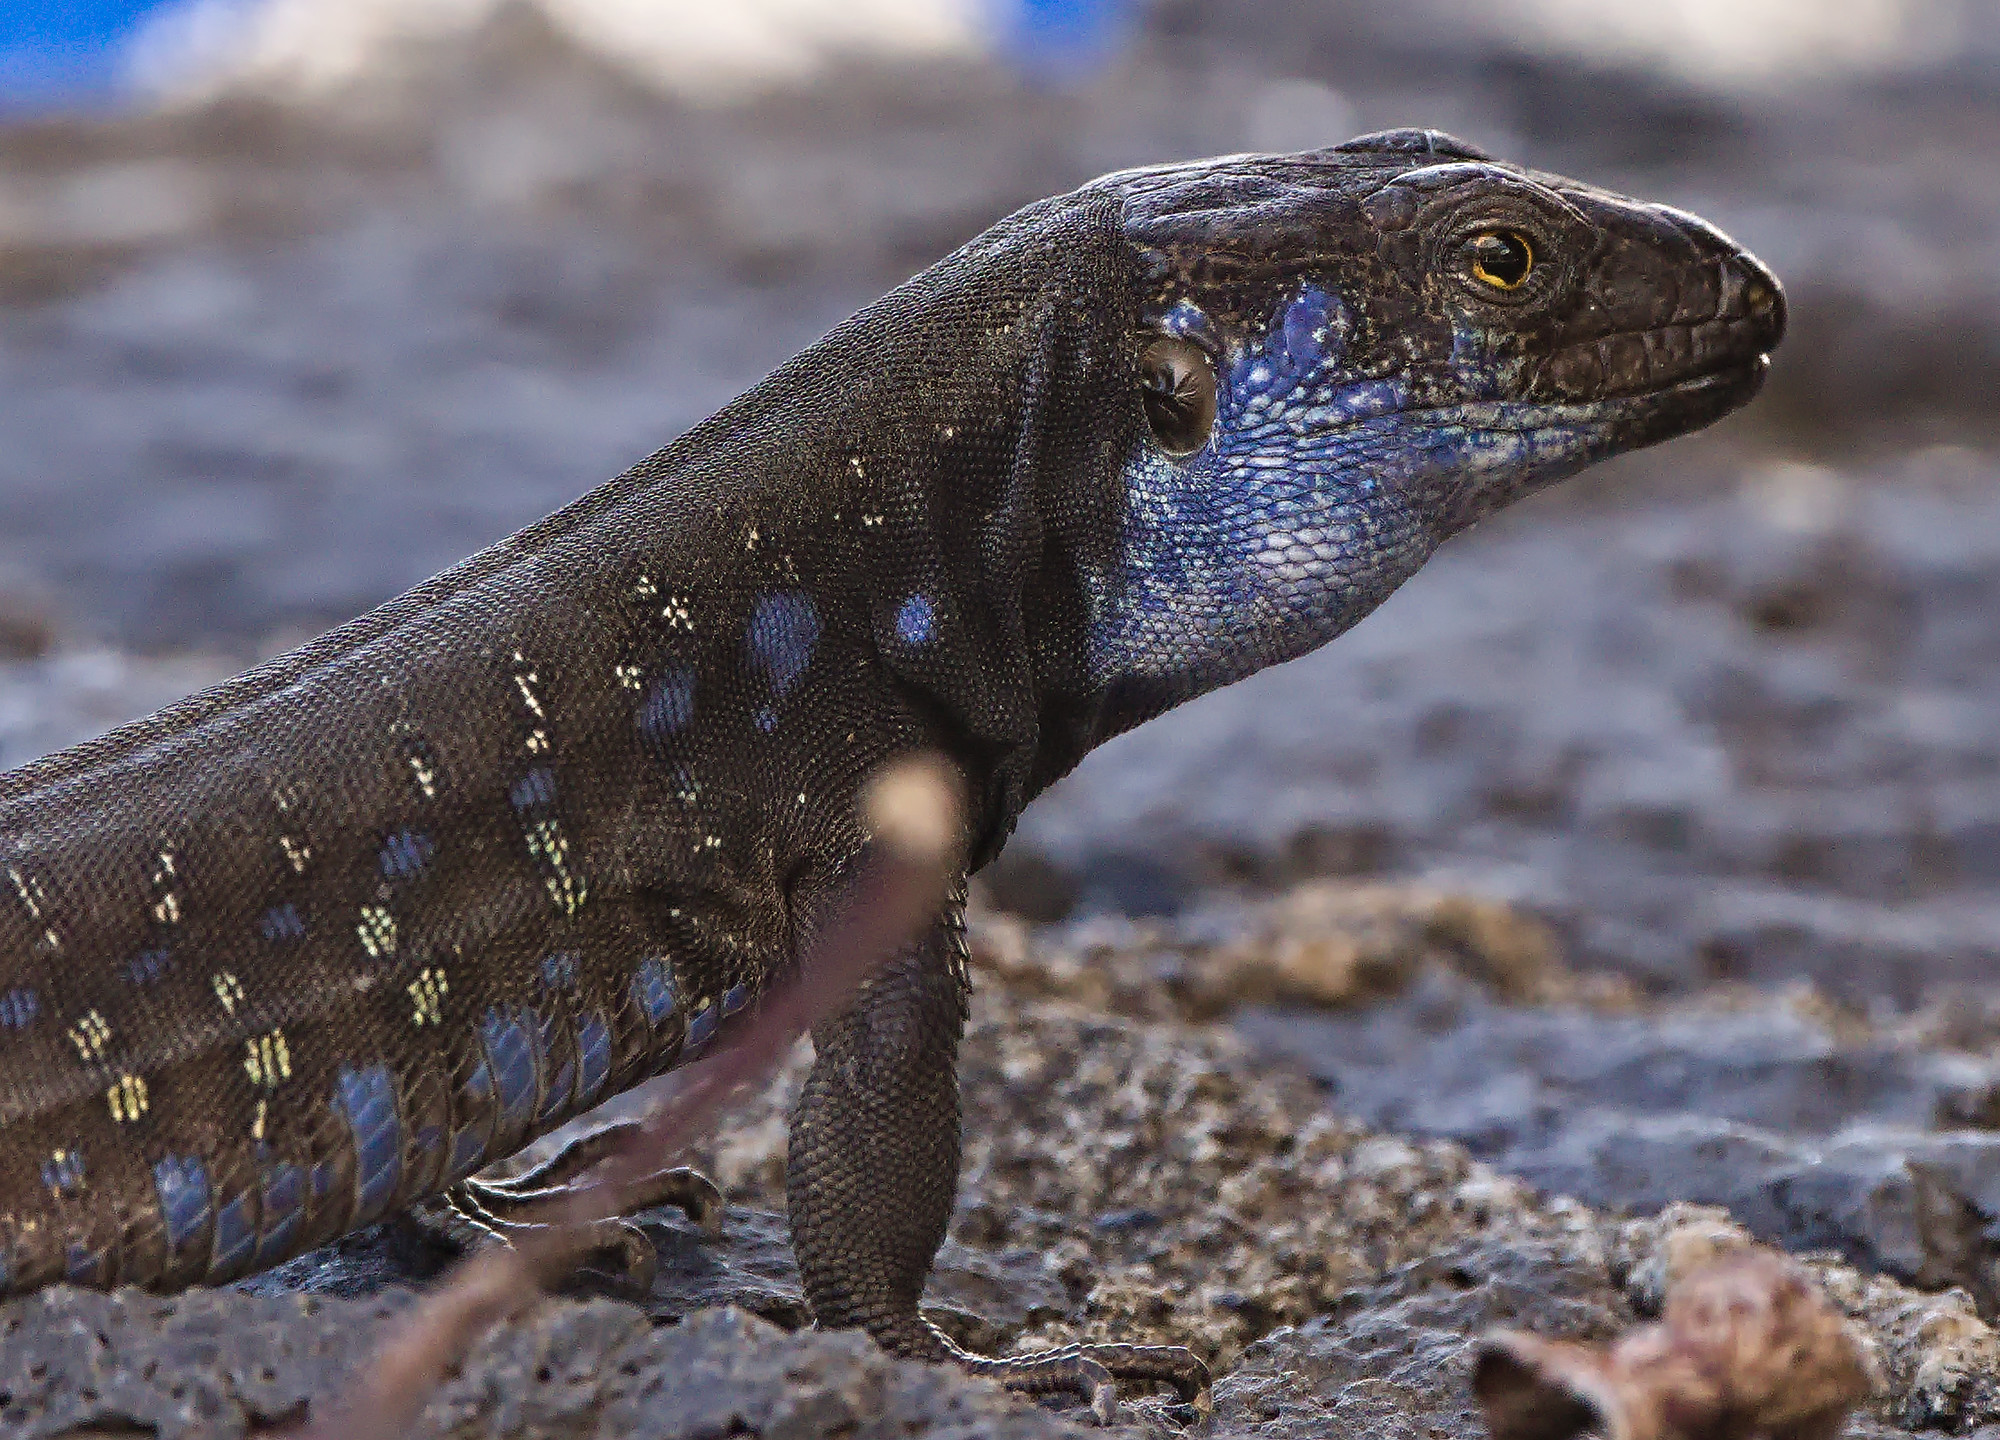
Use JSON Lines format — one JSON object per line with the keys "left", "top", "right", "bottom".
{"left": 787, "top": 903, "right": 1208, "bottom": 1421}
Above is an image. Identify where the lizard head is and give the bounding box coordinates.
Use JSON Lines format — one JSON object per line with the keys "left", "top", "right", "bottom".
{"left": 1075, "top": 128, "right": 1784, "bottom": 722}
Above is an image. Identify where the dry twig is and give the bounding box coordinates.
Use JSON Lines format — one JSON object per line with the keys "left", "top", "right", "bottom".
{"left": 1475, "top": 1249, "right": 1877, "bottom": 1440}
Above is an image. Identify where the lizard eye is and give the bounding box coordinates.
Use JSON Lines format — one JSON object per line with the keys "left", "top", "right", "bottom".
{"left": 1466, "top": 229, "right": 1534, "bottom": 290}
{"left": 1139, "top": 336, "right": 1217, "bottom": 456}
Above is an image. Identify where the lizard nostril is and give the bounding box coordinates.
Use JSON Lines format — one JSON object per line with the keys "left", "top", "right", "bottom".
{"left": 1728, "top": 255, "right": 1786, "bottom": 349}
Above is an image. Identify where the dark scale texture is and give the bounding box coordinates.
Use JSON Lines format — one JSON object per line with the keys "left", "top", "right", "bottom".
{"left": 0, "top": 130, "right": 1781, "bottom": 1392}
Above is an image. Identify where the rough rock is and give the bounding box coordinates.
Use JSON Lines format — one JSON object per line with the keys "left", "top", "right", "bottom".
{"left": 0, "top": 1290, "right": 1092, "bottom": 1440}
{"left": 973, "top": 886, "right": 2000, "bottom": 1324}
{"left": 4, "top": 960, "right": 2000, "bottom": 1436}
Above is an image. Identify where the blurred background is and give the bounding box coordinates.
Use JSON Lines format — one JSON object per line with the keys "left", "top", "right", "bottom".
{"left": 8, "top": 0, "right": 2000, "bottom": 1298}
{"left": 3, "top": 0, "right": 1999, "bottom": 984}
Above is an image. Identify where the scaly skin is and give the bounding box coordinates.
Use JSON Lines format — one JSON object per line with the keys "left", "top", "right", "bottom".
{"left": 0, "top": 129, "right": 1782, "bottom": 1406}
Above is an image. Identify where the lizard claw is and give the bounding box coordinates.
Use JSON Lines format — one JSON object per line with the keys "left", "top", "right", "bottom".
{"left": 402, "top": 1123, "right": 727, "bottom": 1292}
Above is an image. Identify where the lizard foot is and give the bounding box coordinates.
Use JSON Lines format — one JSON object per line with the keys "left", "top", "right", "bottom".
{"left": 905, "top": 1321, "right": 1206, "bottom": 1425}
{"left": 406, "top": 1120, "right": 725, "bottom": 1292}
{"left": 955, "top": 1341, "right": 1210, "bottom": 1426}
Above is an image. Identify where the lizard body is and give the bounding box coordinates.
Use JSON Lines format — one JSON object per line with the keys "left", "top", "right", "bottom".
{"left": 0, "top": 130, "right": 1781, "bottom": 1396}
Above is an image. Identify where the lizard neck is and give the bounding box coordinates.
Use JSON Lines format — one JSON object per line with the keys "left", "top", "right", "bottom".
{"left": 1077, "top": 441, "right": 1435, "bottom": 719}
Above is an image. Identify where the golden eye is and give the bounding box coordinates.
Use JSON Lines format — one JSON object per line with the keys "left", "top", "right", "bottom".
{"left": 1467, "top": 229, "right": 1534, "bottom": 290}
{"left": 1139, "top": 336, "right": 1217, "bottom": 456}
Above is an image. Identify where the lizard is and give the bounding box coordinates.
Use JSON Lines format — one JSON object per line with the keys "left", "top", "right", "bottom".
{"left": 0, "top": 128, "right": 1783, "bottom": 1407}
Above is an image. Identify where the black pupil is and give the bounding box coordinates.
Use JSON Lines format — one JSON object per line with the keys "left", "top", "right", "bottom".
{"left": 1473, "top": 232, "right": 1531, "bottom": 286}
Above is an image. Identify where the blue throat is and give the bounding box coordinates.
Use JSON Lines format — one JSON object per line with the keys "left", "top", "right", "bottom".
{"left": 1084, "top": 283, "right": 1616, "bottom": 700}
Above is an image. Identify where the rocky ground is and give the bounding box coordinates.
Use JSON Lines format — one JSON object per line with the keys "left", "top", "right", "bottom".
{"left": 8, "top": 929, "right": 2000, "bottom": 1438}
{"left": 3, "top": 0, "right": 2000, "bottom": 1434}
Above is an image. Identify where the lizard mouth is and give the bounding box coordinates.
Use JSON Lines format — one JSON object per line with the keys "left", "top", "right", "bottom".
{"left": 1584, "top": 349, "right": 1772, "bottom": 443}
{"left": 1530, "top": 263, "right": 1785, "bottom": 426}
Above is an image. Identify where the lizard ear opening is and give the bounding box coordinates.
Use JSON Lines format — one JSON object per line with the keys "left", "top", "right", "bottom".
{"left": 1139, "top": 336, "right": 1217, "bottom": 457}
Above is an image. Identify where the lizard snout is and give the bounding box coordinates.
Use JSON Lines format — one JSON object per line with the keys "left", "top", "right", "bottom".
{"left": 1725, "top": 248, "right": 1786, "bottom": 356}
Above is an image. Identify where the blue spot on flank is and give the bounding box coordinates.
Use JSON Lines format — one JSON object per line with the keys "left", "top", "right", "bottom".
{"left": 539, "top": 952, "right": 579, "bottom": 992}
{"left": 539, "top": 1061, "right": 575, "bottom": 1123}
{"left": 722, "top": 983, "right": 749, "bottom": 1017}
{"left": 462, "top": 1057, "right": 493, "bottom": 1103}
{"left": 334, "top": 1065, "right": 403, "bottom": 1225}
{"left": 121, "top": 951, "right": 171, "bottom": 985}
{"left": 745, "top": 591, "right": 820, "bottom": 698}
{"left": 895, "top": 593, "right": 936, "bottom": 645}
{"left": 632, "top": 957, "right": 676, "bottom": 1027}
{"left": 686, "top": 1003, "right": 718, "bottom": 1051}
{"left": 259, "top": 904, "right": 306, "bottom": 942}
{"left": 510, "top": 768, "right": 557, "bottom": 812}
{"left": 153, "top": 1154, "right": 212, "bottom": 1255}
{"left": 576, "top": 1013, "right": 612, "bottom": 1106}
{"left": 754, "top": 706, "right": 778, "bottom": 733}
{"left": 535, "top": 1008, "right": 573, "bottom": 1124}
{"left": 639, "top": 669, "right": 696, "bottom": 742}
{"left": 378, "top": 829, "right": 436, "bottom": 879}
{"left": 0, "top": 987, "right": 39, "bottom": 1028}
{"left": 41, "top": 1148, "right": 84, "bottom": 1195}
{"left": 446, "top": 1048, "right": 496, "bottom": 1184}
{"left": 253, "top": 1162, "right": 305, "bottom": 1268}
{"left": 479, "top": 1007, "right": 540, "bottom": 1138}
{"left": 210, "top": 1190, "right": 257, "bottom": 1277}
{"left": 446, "top": 1128, "right": 488, "bottom": 1184}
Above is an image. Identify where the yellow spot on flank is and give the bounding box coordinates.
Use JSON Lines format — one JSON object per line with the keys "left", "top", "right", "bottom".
{"left": 68, "top": 1010, "right": 111, "bottom": 1062}
{"left": 524, "top": 819, "right": 586, "bottom": 916}
{"left": 152, "top": 851, "right": 177, "bottom": 883}
{"left": 745, "top": 525, "right": 759, "bottom": 550}
{"left": 151, "top": 892, "right": 181, "bottom": 926}
{"left": 279, "top": 835, "right": 311, "bottom": 873}
{"left": 244, "top": 1030, "right": 292, "bottom": 1088}
{"left": 408, "top": 755, "right": 438, "bottom": 799}
{"left": 514, "top": 673, "right": 545, "bottom": 719}
{"left": 408, "top": 967, "right": 447, "bottom": 1025}
{"left": 7, "top": 864, "right": 44, "bottom": 920}
{"left": 357, "top": 905, "right": 397, "bottom": 960}
{"left": 107, "top": 1074, "right": 148, "bottom": 1123}
{"left": 615, "top": 663, "right": 645, "bottom": 691}
{"left": 664, "top": 594, "right": 693, "bottom": 631}
{"left": 526, "top": 729, "right": 551, "bottom": 754}
{"left": 211, "top": 970, "right": 246, "bottom": 1015}
{"left": 252, "top": 1098, "right": 269, "bottom": 1142}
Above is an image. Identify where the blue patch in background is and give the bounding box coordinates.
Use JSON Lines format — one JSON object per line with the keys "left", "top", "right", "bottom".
{"left": 992, "top": 0, "right": 1136, "bottom": 77}
{"left": 0, "top": 0, "right": 179, "bottom": 108}
{"left": 2, "top": 0, "right": 1137, "bottom": 112}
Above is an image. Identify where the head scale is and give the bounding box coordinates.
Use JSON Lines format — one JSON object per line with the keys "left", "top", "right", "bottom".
{"left": 1074, "top": 128, "right": 1784, "bottom": 731}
